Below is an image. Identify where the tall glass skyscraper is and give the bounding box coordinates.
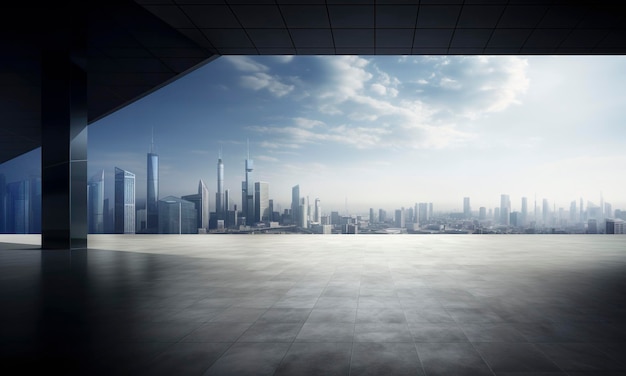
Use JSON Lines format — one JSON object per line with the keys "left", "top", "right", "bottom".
{"left": 88, "top": 170, "right": 105, "bottom": 234}
{"left": 183, "top": 179, "right": 210, "bottom": 231}
{"left": 242, "top": 143, "right": 254, "bottom": 225}
{"left": 198, "top": 179, "right": 209, "bottom": 230}
{"left": 254, "top": 181, "right": 269, "bottom": 223}
{"left": 146, "top": 136, "right": 159, "bottom": 233}
{"left": 158, "top": 196, "right": 197, "bottom": 234}
{"left": 291, "top": 185, "right": 300, "bottom": 227}
{"left": 114, "top": 167, "right": 135, "bottom": 234}
{"left": 216, "top": 151, "right": 224, "bottom": 219}
{"left": 500, "top": 194, "right": 511, "bottom": 225}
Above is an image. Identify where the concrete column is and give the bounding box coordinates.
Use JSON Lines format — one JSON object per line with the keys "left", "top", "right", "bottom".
{"left": 41, "top": 17, "right": 88, "bottom": 250}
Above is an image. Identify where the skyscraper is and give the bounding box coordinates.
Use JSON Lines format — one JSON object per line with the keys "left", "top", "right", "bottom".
{"left": 314, "top": 198, "right": 321, "bottom": 223}
{"left": 542, "top": 198, "right": 550, "bottom": 226}
{"left": 6, "top": 180, "right": 29, "bottom": 234}
{"left": 254, "top": 181, "right": 269, "bottom": 223}
{"left": 158, "top": 196, "right": 197, "bottom": 234}
{"left": 463, "top": 197, "right": 471, "bottom": 219}
{"left": 114, "top": 167, "right": 135, "bottom": 234}
{"left": 479, "top": 207, "right": 487, "bottom": 220}
{"left": 182, "top": 180, "right": 209, "bottom": 232}
{"left": 500, "top": 194, "right": 510, "bottom": 225}
{"left": 146, "top": 132, "right": 159, "bottom": 233}
{"left": 570, "top": 200, "right": 577, "bottom": 223}
{"left": 418, "top": 203, "right": 429, "bottom": 224}
{"left": 369, "top": 207, "right": 375, "bottom": 224}
{"left": 521, "top": 197, "right": 528, "bottom": 226}
{"left": 224, "top": 189, "right": 230, "bottom": 212}
{"left": 198, "top": 179, "right": 209, "bottom": 230}
{"left": 242, "top": 142, "right": 254, "bottom": 225}
{"left": 395, "top": 208, "right": 405, "bottom": 228}
{"left": 299, "top": 197, "right": 308, "bottom": 228}
{"left": 216, "top": 150, "right": 224, "bottom": 219}
{"left": 88, "top": 170, "right": 105, "bottom": 234}
{"left": 291, "top": 185, "right": 300, "bottom": 226}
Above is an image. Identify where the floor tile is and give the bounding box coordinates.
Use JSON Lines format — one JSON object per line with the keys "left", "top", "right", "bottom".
{"left": 274, "top": 342, "right": 352, "bottom": 376}
{"left": 203, "top": 342, "right": 289, "bottom": 376}
{"left": 350, "top": 342, "right": 425, "bottom": 376}
{"left": 416, "top": 342, "right": 494, "bottom": 376}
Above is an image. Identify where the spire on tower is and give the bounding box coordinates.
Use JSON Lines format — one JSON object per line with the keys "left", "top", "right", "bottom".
{"left": 150, "top": 126, "right": 154, "bottom": 153}
{"left": 246, "top": 138, "right": 250, "bottom": 159}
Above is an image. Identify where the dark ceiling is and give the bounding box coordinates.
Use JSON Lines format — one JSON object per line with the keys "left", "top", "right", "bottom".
{"left": 1, "top": 0, "right": 625, "bottom": 164}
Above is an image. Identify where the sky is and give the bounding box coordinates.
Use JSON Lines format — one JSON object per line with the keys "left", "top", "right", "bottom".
{"left": 2, "top": 55, "right": 625, "bottom": 215}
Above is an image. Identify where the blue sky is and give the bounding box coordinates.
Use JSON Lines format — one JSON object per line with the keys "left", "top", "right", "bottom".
{"left": 3, "top": 55, "right": 625, "bottom": 214}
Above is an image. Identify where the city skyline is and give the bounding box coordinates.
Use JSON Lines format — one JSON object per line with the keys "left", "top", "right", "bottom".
{"left": 1, "top": 55, "right": 625, "bottom": 213}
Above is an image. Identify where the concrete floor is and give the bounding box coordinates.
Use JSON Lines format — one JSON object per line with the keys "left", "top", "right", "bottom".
{"left": 1, "top": 234, "right": 625, "bottom": 375}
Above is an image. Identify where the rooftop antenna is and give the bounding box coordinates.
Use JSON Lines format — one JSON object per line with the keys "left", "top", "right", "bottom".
{"left": 150, "top": 126, "right": 154, "bottom": 153}
{"left": 218, "top": 144, "right": 222, "bottom": 159}
{"left": 246, "top": 138, "right": 250, "bottom": 159}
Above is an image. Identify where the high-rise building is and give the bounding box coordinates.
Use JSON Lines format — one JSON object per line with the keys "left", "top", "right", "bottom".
{"left": 379, "top": 209, "right": 386, "bottom": 223}
{"left": 254, "top": 181, "right": 269, "bottom": 223}
{"left": 314, "top": 198, "right": 321, "bottom": 223}
{"left": 242, "top": 143, "right": 254, "bottom": 225}
{"left": 224, "top": 189, "right": 230, "bottom": 212}
{"left": 269, "top": 199, "right": 274, "bottom": 222}
{"left": 198, "top": 179, "right": 209, "bottom": 230}
{"left": 606, "top": 219, "right": 625, "bottom": 234}
{"left": 158, "top": 196, "right": 197, "bottom": 234}
{"left": 395, "top": 208, "right": 405, "bottom": 228}
{"left": 479, "top": 207, "right": 486, "bottom": 220}
{"left": 331, "top": 211, "right": 340, "bottom": 226}
{"left": 580, "top": 197, "right": 584, "bottom": 222}
{"left": 570, "top": 200, "right": 577, "bottom": 223}
{"left": 418, "top": 203, "right": 429, "bottom": 224}
{"left": 500, "top": 194, "right": 510, "bottom": 225}
{"left": 88, "top": 170, "right": 105, "bottom": 234}
{"left": 135, "top": 207, "right": 146, "bottom": 233}
{"left": 542, "top": 198, "right": 550, "bottom": 226}
{"left": 28, "top": 177, "right": 41, "bottom": 234}
{"left": 182, "top": 180, "right": 210, "bottom": 232}
{"left": 369, "top": 208, "right": 375, "bottom": 224}
{"left": 299, "top": 197, "right": 308, "bottom": 228}
{"left": 146, "top": 134, "right": 159, "bottom": 233}
{"left": 114, "top": 167, "right": 135, "bottom": 234}
{"left": 6, "top": 180, "right": 29, "bottom": 234}
{"left": 216, "top": 151, "right": 224, "bottom": 219}
{"left": 494, "top": 207, "right": 500, "bottom": 223}
{"left": 521, "top": 197, "right": 528, "bottom": 226}
{"left": 291, "top": 185, "right": 300, "bottom": 226}
{"left": 605, "top": 203, "right": 612, "bottom": 219}
{"left": 463, "top": 197, "right": 471, "bottom": 219}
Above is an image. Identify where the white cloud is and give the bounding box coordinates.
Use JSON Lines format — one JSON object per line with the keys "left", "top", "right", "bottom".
{"left": 293, "top": 117, "right": 324, "bottom": 129}
{"left": 240, "top": 73, "right": 294, "bottom": 97}
{"left": 242, "top": 56, "right": 529, "bottom": 153}
{"left": 370, "top": 83, "right": 386, "bottom": 95}
{"left": 223, "top": 56, "right": 269, "bottom": 72}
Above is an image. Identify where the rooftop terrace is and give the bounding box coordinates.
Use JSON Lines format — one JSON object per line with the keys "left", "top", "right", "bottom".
{"left": 1, "top": 234, "right": 625, "bottom": 375}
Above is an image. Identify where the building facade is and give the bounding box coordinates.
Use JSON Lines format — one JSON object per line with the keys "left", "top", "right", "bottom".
{"left": 88, "top": 170, "right": 105, "bottom": 234}
{"left": 114, "top": 167, "right": 135, "bottom": 234}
